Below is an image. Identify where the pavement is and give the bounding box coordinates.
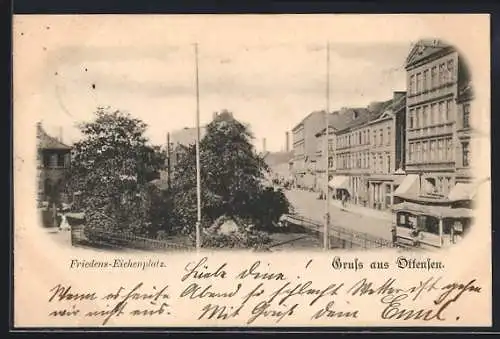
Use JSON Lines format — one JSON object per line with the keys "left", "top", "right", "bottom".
{"left": 285, "top": 189, "right": 393, "bottom": 241}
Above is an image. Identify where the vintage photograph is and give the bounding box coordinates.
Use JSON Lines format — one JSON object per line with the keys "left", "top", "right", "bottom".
{"left": 14, "top": 14, "right": 492, "bottom": 329}
{"left": 34, "top": 34, "right": 488, "bottom": 253}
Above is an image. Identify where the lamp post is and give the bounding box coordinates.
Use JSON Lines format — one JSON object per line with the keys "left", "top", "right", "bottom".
{"left": 324, "top": 41, "right": 331, "bottom": 251}
{"left": 194, "top": 43, "right": 202, "bottom": 251}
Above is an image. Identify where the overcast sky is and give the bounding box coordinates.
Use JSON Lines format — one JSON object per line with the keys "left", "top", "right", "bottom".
{"left": 14, "top": 15, "right": 487, "bottom": 152}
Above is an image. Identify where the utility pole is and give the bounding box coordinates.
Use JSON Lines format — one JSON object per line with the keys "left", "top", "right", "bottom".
{"left": 166, "top": 132, "right": 171, "bottom": 190}
{"left": 324, "top": 41, "right": 331, "bottom": 251}
{"left": 194, "top": 43, "right": 202, "bottom": 251}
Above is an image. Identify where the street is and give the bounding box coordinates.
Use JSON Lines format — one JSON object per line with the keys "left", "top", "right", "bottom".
{"left": 285, "top": 189, "right": 393, "bottom": 241}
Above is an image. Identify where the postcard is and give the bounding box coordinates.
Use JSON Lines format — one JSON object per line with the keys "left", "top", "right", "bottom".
{"left": 13, "top": 14, "right": 491, "bottom": 328}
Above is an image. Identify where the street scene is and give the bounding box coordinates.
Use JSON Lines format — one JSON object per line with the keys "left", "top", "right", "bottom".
{"left": 34, "top": 26, "right": 487, "bottom": 252}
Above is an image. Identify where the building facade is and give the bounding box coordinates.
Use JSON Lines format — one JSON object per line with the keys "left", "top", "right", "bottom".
{"left": 366, "top": 92, "right": 407, "bottom": 210}
{"left": 333, "top": 107, "right": 379, "bottom": 205}
{"left": 37, "top": 123, "right": 72, "bottom": 204}
{"left": 404, "top": 39, "right": 471, "bottom": 197}
{"left": 291, "top": 111, "right": 327, "bottom": 190}
{"left": 455, "top": 82, "right": 474, "bottom": 184}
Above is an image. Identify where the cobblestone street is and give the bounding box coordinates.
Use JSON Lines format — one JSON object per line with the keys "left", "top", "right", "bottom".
{"left": 285, "top": 189, "right": 393, "bottom": 241}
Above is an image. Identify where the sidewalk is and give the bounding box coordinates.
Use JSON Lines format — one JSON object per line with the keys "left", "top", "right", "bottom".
{"left": 329, "top": 199, "right": 392, "bottom": 222}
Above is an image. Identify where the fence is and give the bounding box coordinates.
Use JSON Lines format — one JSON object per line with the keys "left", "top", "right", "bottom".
{"left": 282, "top": 214, "right": 395, "bottom": 250}
{"left": 71, "top": 224, "right": 191, "bottom": 251}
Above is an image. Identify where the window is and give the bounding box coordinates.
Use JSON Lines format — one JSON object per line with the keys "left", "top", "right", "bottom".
{"left": 409, "top": 109, "right": 414, "bottom": 129}
{"left": 431, "top": 66, "right": 437, "bottom": 88}
{"left": 462, "top": 142, "right": 470, "bottom": 167}
{"left": 359, "top": 131, "right": 362, "bottom": 145}
{"left": 423, "top": 70, "right": 429, "bottom": 91}
{"left": 431, "top": 103, "right": 438, "bottom": 124}
{"left": 439, "top": 63, "right": 446, "bottom": 85}
{"left": 367, "top": 130, "right": 370, "bottom": 144}
{"left": 438, "top": 139, "right": 444, "bottom": 161}
{"left": 416, "top": 107, "right": 421, "bottom": 128}
{"left": 422, "top": 106, "right": 428, "bottom": 128}
{"left": 446, "top": 100, "right": 452, "bottom": 121}
{"left": 422, "top": 141, "right": 428, "bottom": 162}
{"left": 447, "top": 138, "right": 453, "bottom": 161}
{"left": 416, "top": 73, "right": 422, "bottom": 93}
{"left": 386, "top": 153, "right": 391, "bottom": 173}
{"left": 447, "top": 59, "right": 455, "bottom": 82}
{"left": 410, "top": 75, "right": 416, "bottom": 95}
{"left": 387, "top": 126, "right": 391, "bottom": 145}
{"left": 430, "top": 140, "right": 436, "bottom": 161}
{"left": 463, "top": 103, "right": 470, "bottom": 128}
{"left": 57, "top": 154, "right": 65, "bottom": 168}
{"left": 328, "top": 157, "right": 334, "bottom": 169}
{"left": 379, "top": 153, "right": 383, "bottom": 173}
{"left": 416, "top": 142, "right": 421, "bottom": 162}
{"left": 379, "top": 129, "right": 383, "bottom": 145}
{"left": 409, "top": 143, "right": 414, "bottom": 162}
{"left": 374, "top": 131, "right": 377, "bottom": 145}
{"left": 440, "top": 101, "right": 446, "bottom": 122}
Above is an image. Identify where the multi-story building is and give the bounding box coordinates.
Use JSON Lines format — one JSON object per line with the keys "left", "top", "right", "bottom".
{"left": 291, "top": 110, "right": 327, "bottom": 190}
{"left": 37, "top": 122, "right": 72, "bottom": 204}
{"left": 454, "top": 82, "right": 474, "bottom": 184}
{"left": 366, "top": 92, "right": 407, "bottom": 210}
{"left": 332, "top": 106, "right": 381, "bottom": 204}
{"left": 314, "top": 111, "right": 346, "bottom": 193}
{"left": 401, "top": 39, "right": 471, "bottom": 198}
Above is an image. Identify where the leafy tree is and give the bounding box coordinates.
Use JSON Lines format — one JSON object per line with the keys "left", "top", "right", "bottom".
{"left": 171, "top": 110, "right": 290, "bottom": 235}
{"left": 68, "top": 107, "right": 166, "bottom": 236}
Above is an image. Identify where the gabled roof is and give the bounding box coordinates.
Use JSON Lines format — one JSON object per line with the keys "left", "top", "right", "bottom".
{"left": 37, "top": 123, "right": 71, "bottom": 150}
{"left": 263, "top": 151, "right": 294, "bottom": 167}
{"left": 406, "top": 39, "right": 454, "bottom": 68}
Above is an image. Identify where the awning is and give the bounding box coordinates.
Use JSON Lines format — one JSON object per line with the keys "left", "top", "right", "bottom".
{"left": 328, "top": 176, "right": 350, "bottom": 193}
{"left": 393, "top": 174, "right": 420, "bottom": 197}
{"left": 368, "top": 174, "right": 407, "bottom": 185}
{"left": 392, "top": 202, "right": 473, "bottom": 219}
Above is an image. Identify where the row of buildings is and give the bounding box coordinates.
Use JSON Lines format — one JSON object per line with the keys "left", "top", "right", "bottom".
{"left": 288, "top": 39, "right": 481, "bottom": 212}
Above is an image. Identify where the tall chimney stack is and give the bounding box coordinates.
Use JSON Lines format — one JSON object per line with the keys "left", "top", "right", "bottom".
{"left": 58, "top": 126, "right": 63, "bottom": 143}
{"left": 262, "top": 138, "right": 267, "bottom": 153}
{"left": 285, "top": 131, "right": 290, "bottom": 152}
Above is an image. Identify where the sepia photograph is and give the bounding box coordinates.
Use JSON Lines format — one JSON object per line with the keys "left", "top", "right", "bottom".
{"left": 33, "top": 28, "right": 487, "bottom": 253}
{"left": 13, "top": 14, "right": 492, "bottom": 328}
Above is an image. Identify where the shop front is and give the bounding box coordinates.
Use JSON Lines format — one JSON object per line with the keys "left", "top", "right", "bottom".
{"left": 367, "top": 174, "right": 406, "bottom": 210}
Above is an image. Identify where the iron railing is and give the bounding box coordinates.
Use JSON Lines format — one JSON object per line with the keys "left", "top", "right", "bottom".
{"left": 282, "top": 213, "right": 395, "bottom": 249}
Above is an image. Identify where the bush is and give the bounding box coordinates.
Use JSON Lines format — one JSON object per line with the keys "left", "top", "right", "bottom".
{"left": 200, "top": 231, "right": 271, "bottom": 249}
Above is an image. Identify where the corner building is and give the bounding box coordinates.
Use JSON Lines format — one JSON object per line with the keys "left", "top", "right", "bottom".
{"left": 402, "top": 39, "right": 471, "bottom": 198}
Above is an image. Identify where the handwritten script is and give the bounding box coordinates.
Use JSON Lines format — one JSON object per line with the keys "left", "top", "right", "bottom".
{"left": 45, "top": 256, "right": 483, "bottom": 325}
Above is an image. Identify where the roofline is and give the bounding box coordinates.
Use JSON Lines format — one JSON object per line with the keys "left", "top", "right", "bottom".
{"left": 291, "top": 110, "right": 326, "bottom": 132}
{"left": 405, "top": 45, "right": 456, "bottom": 70}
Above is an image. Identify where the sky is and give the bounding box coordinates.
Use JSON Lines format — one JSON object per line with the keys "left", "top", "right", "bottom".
{"left": 14, "top": 14, "right": 489, "bottom": 152}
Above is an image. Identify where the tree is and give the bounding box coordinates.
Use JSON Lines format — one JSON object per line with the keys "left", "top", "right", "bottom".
{"left": 68, "top": 107, "right": 166, "bottom": 236}
{"left": 171, "top": 110, "right": 290, "bottom": 235}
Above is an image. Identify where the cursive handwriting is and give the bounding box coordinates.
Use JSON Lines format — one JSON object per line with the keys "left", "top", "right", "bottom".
{"left": 49, "top": 284, "right": 98, "bottom": 302}
{"left": 267, "top": 281, "right": 344, "bottom": 306}
{"left": 380, "top": 279, "right": 481, "bottom": 321}
{"left": 180, "top": 283, "right": 242, "bottom": 299}
{"left": 236, "top": 261, "right": 287, "bottom": 281}
{"left": 311, "top": 301, "right": 359, "bottom": 320}
{"left": 246, "top": 301, "right": 298, "bottom": 325}
{"left": 182, "top": 257, "right": 227, "bottom": 282}
{"left": 348, "top": 278, "right": 404, "bottom": 297}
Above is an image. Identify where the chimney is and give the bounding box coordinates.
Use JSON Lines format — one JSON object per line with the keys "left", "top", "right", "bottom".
{"left": 58, "top": 126, "right": 63, "bottom": 143}
{"left": 212, "top": 112, "right": 218, "bottom": 120}
{"left": 262, "top": 138, "right": 267, "bottom": 153}
{"left": 285, "top": 132, "right": 290, "bottom": 152}
{"left": 393, "top": 91, "right": 406, "bottom": 103}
